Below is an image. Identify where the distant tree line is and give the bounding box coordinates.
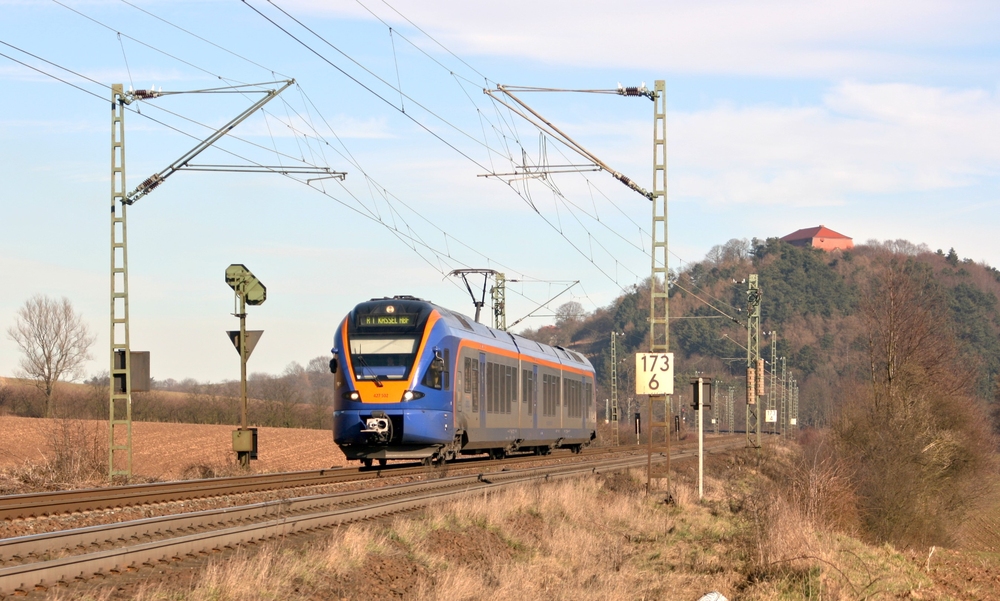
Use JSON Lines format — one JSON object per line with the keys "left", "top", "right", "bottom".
{"left": 0, "top": 356, "right": 335, "bottom": 430}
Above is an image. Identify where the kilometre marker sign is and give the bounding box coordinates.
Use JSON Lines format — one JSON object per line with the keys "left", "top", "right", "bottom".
{"left": 635, "top": 353, "right": 674, "bottom": 395}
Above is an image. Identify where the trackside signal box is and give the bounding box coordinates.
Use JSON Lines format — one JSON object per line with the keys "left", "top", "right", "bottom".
{"left": 113, "top": 350, "right": 151, "bottom": 393}
{"left": 690, "top": 377, "right": 713, "bottom": 410}
{"left": 232, "top": 427, "right": 258, "bottom": 460}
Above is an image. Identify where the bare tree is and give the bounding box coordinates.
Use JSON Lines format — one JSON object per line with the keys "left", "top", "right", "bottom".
{"left": 835, "top": 256, "right": 993, "bottom": 546}
{"left": 555, "top": 301, "right": 585, "bottom": 325}
{"left": 6, "top": 295, "right": 96, "bottom": 418}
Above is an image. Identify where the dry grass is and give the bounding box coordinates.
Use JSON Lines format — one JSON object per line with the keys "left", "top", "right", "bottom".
{"left": 0, "top": 419, "right": 108, "bottom": 492}
{"left": 83, "top": 444, "right": 973, "bottom": 601}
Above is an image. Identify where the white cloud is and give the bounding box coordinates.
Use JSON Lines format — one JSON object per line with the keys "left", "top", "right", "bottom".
{"left": 669, "top": 81, "right": 1000, "bottom": 206}
{"left": 288, "top": 0, "right": 1000, "bottom": 77}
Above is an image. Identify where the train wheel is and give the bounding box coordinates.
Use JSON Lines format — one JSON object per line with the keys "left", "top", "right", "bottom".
{"left": 421, "top": 457, "right": 433, "bottom": 467}
{"left": 378, "top": 458, "right": 388, "bottom": 467}
{"left": 362, "top": 458, "right": 373, "bottom": 468}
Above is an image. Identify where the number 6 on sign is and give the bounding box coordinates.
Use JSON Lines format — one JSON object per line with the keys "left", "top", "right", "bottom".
{"left": 635, "top": 353, "right": 674, "bottom": 395}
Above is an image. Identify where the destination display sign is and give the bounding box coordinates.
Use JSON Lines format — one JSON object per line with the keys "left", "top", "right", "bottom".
{"left": 358, "top": 314, "right": 417, "bottom": 327}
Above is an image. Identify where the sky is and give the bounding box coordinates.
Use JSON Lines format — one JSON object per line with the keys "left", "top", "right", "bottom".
{"left": 1, "top": 0, "right": 999, "bottom": 383}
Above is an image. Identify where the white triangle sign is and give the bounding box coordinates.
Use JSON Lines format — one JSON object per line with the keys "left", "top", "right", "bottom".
{"left": 227, "top": 330, "right": 264, "bottom": 359}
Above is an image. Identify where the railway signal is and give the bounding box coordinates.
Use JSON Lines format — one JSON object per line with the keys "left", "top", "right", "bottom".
{"left": 226, "top": 264, "right": 266, "bottom": 468}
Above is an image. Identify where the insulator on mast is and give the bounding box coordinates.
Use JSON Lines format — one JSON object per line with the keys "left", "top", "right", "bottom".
{"left": 133, "top": 89, "right": 159, "bottom": 100}
{"left": 128, "top": 174, "right": 163, "bottom": 203}
{"left": 617, "top": 83, "right": 654, "bottom": 100}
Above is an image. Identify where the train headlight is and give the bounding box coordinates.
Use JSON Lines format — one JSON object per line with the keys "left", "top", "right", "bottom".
{"left": 401, "top": 390, "right": 425, "bottom": 402}
{"left": 342, "top": 391, "right": 361, "bottom": 401}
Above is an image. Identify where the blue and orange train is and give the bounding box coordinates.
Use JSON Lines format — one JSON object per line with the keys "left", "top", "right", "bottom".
{"left": 330, "top": 296, "right": 597, "bottom": 466}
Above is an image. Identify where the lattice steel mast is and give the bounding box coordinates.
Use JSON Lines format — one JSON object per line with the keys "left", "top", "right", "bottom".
{"left": 109, "top": 85, "right": 132, "bottom": 478}
{"left": 650, "top": 80, "right": 668, "bottom": 358}
{"left": 647, "top": 80, "right": 670, "bottom": 491}
{"left": 769, "top": 331, "right": 778, "bottom": 435}
{"left": 746, "top": 274, "right": 761, "bottom": 448}
{"left": 610, "top": 332, "right": 620, "bottom": 446}
{"left": 107, "top": 80, "right": 336, "bottom": 478}
{"left": 491, "top": 272, "right": 506, "bottom": 331}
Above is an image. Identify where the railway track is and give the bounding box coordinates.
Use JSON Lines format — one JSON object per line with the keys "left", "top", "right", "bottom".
{"left": 0, "top": 442, "right": 656, "bottom": 522}
{"left": 0, "top": 436, "right": 746, "bottom": 597}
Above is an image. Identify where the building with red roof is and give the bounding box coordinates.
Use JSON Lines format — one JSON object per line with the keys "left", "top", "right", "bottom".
{"left": 780, "top": 225, "right": 853, "bottom": 251}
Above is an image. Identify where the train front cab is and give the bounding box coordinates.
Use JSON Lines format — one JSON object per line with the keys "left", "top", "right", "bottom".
{"left": 332, "top": 298, "right": 458, "bottom": 464}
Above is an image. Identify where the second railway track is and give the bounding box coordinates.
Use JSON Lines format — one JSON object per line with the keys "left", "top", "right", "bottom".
{"left": 0, "top": 436, "right": 747, "bottom": 597}
{"left": 0, "top": 442, "right": 668, "bottom": 522}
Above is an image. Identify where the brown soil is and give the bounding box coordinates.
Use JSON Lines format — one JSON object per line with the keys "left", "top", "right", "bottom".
{"left": 425, "top": 524, "right": 517, "bottom": 568}
{"left": 0, "top": 415, "right": 347, "bottom": 481}
{"left": 908, "top": 547, "right": 1000, "bottom": 600}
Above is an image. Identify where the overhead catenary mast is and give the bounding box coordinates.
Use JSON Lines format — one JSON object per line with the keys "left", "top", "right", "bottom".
{"left": 109, "top": 80, "right": 341, "bottom": 478}
{"left": 482, "top": 81, "right": 668, "bottom": 490}
{"left": 745, "top": 274, "right": 762, "bottom": 449}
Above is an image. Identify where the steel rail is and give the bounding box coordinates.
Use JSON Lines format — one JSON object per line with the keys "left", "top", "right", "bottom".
{"left": 0, "top": 452, "right": 693, "bottom": 595}
{"left": 0, "top": 457, "right": 619, "bottom": 565}
{"left": 0, "top": 443, "right": 657, "bottom": 521}
{"left": 0, "top": 438, "right": 746, "bottom": 595}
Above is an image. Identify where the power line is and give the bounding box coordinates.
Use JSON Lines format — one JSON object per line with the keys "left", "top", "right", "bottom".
{"left": 243, "top": 1, "right": 639, "bottom": 295}
{"left": 11, "top": 4, "right": 635, "bottom": 317}
{"left": 249, "top": 0, "right": 492, "bottom": 170}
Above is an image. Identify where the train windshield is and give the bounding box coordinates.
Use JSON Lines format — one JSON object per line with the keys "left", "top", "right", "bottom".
{"left": 349, "top": 337, "right": 419, "bottom": 380}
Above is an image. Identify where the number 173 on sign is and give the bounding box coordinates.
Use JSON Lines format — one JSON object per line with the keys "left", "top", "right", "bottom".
{"left": 635, "top": 353, "right": 674, "bottom": 395}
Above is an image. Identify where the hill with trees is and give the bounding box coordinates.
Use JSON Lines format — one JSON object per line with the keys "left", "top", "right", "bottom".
{"left": 520, "top": 237, "right": 1000, "bottom": 436}
{"left": 521, "top": 236, "right": 1000, "bottom": 548}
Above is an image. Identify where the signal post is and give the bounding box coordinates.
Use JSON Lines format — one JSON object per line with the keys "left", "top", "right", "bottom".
{"left": 225, "top": 264, "right": 266, "bottom": 467}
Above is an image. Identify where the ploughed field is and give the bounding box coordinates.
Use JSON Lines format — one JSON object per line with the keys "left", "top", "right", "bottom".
{"left": 0, "top": 415, "right": 348, "bottom": 484}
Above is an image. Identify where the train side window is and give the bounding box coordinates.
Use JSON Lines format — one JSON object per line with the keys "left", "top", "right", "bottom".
{"left": 464, "top": 358, "right": 472, "bottom": 394}
{"left": 486, "top": 362, "right": 494, "bottom": 414}
{"left": 422, "top": 362, "right": 440, "bottom": 389}
{"left": 422, "top": 350, "right": 447, "bottom": 390}
{"left": 563, "top": 377, "right": 573, "bottom": 417}
{"left": 471, "top": 360, "right": 480, "bottom": 412}
{"left": 553, "top": 376, "right": 566, "bottom": 411}
{"left": 499, "top": 364, "right": 507, "bottom": 414}
{"left": 493, "top": 362, "right": 501, "bottom": 413}
{"left": 542, "top": 373, "right": 558, "bottom": 417}
{"left": 541, "top": 374, "right": 547, "bottom": 416}
{"left": 443, "top": 349, "right": 450, "bottom": 390}
{"left": 508, "top": 365, "right": 514, "bottom": 413}
{"left": 504, "top": 365, "right": 512, "bottom": 414}
{"left": 522, "top": 368, "right": 533, "bottom": 415}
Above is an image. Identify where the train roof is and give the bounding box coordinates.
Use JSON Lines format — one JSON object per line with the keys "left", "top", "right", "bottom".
{"left": 358, "top": 296, "right": 594, "bottom": 370}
